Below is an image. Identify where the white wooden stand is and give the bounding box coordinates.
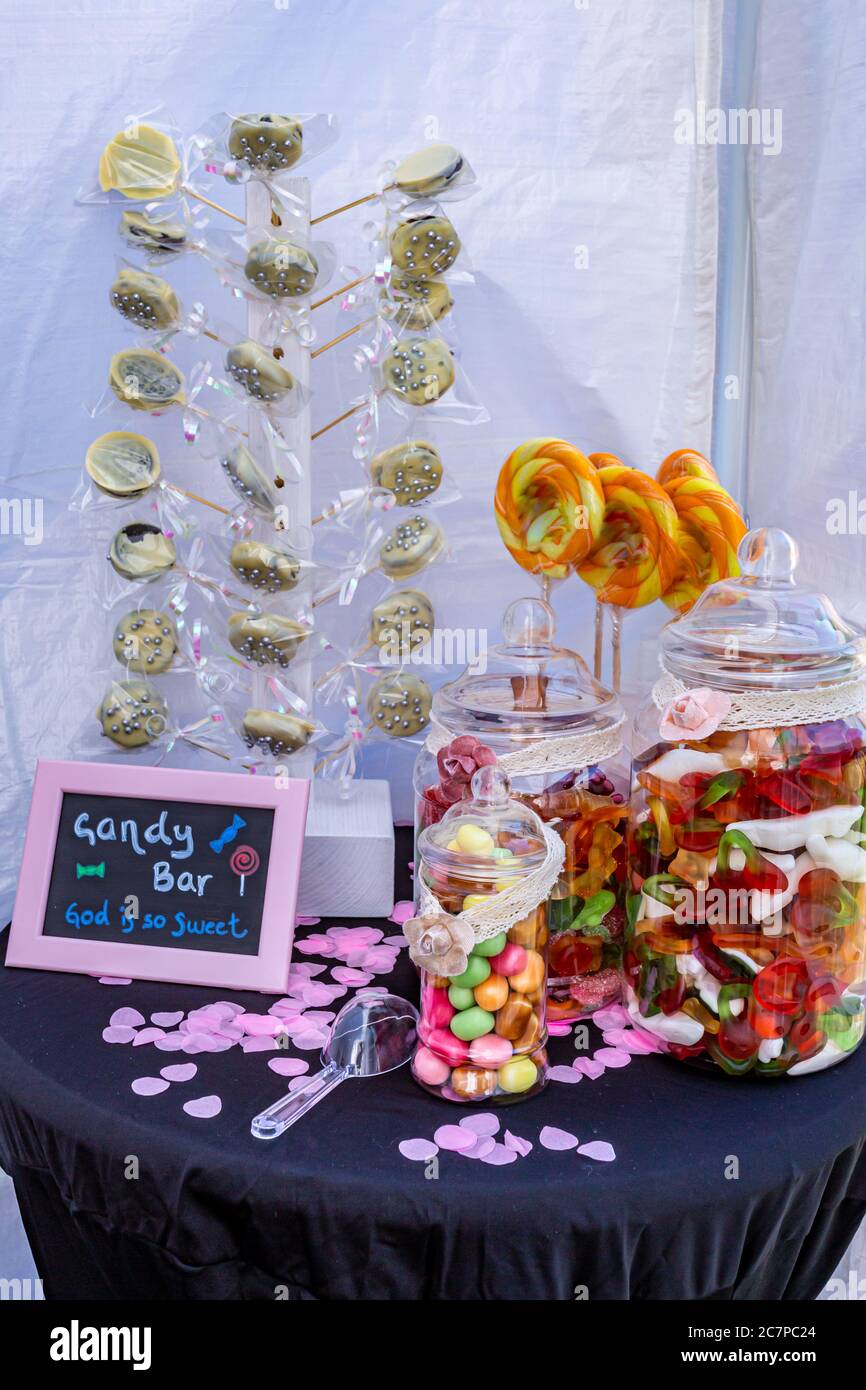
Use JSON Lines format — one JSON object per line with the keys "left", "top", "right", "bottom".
{"left": 245, "top": 180, "right": 395, "bottom": 917}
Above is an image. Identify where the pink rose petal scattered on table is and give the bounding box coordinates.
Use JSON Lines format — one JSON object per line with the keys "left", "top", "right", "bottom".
{"left": 548, "top": 1064, "right": 583, "bottom": 1083}
{"left": 97, "top": 976, "right": 132, "bottom": 985}
{"left": 295, "top": 915, "right": 321, "bottom": 927}
{"left": 237, "top": 1013, "right": 284, "bottom": 1037}
{"left": 151, "top": 1011, "right": 185, "bottom": 1028}
{"left": 294, "top": 938, "right": 338, "bottom": 957}
{"left": 153, "top": 1032, "right": 187, "bottom": 1051}
{"left": 110, "top": 1007, "right": 145, "bottom": 1029}
{"left": 241, "top": 1035, "right": 281, "bottom": 1053}
{"left": 631, "top": 1027, "right": 668, "bottom": 1053}
{"left": 504, "top": 1131, "right": 533, "bottom": 1157}
{"left": 602, "top": 1028, "right": 658, "bottom": 1055}
{"left": 460, "top": 1135, "right": 496, "bottom": 1161}
{"left": 592, "top": 1004, "right": 630, "bottom": 1030}
{"left": 268, "top": 1057, "right": 310, "bottom": 1078}
{"left": 286, "top": 963, "right": 327, "bottom": 981}
{"left": 132, "top": 1027, "right": 166, "bottom": 1047}
{"left": 458, "top": 1113, "right": 500, "bottom": 1137}
{"left": 290, "top": 1030, "right": 329, "bottom": 1051}
{"left": 131, "top": 1076, "right": 170, "bottom": 1097}
{"left": 399, "top": 1138, "right": 439, "bottom": 1161}
{"left": 578, "top": 1140, "right": 617, "bottom": 1163}
{"left": 183, "top": 1095, "right": 222, "bottom": 1119}
{"left": 389, "top": 900, "right": 415, "bottom": 925}
{"left": 160, "top": 1063, "right": 198, "bottom": 1083}
{"left": 480, "top": 1143, "right": 518, "bottom": 1166}
{"left": 102, "top": 1025, "right": 136, "bottom": 1044}
{"left": 288, "top": 1074, "right": 313, "bottom": 1092}
{"left": 593, "top": 1047, "right": 631, "bottom": 1068}
{"left": 331, "top": 967, "right": 373, "bottom": 987}
{"left": 547, "top": 1020, "right": 573, "bottom": 1036}
{"left": 213, "top": 1023, "right": 244, "bottom": 1042}
{"left": 540, "top": 1126, "right": 579, "bottom": 1152}
{"left": 383, "top": 933, "right": 409, "bottom": 947}
{"left": 572, "top": 1057, "right": 606, "bottom": 1079}
{"left": 433, "top": 1124, "right": 478, "bottom": 1152}
{"left": 301, "top": 1010, "right": 335, "bottom": 1025}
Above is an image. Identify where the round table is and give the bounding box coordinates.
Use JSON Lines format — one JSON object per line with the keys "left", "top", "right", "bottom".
{"left": 2, "top": 836, "right": 866, "bottom": 1302}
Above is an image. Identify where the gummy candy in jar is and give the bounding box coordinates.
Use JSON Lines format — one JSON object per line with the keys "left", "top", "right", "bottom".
{"left": 407, "top": 764, "right": 565, "bottom": 1104}
{"left": 412, "top": 597, "right": 629, "bottom": 1020}
{"left": 627, "top": 527, "right": 866, "bottom": 1077}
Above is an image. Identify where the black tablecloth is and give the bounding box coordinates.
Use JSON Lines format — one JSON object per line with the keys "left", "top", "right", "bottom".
{"left": 2, "top": 830, "right": 866, "bottom": 1302}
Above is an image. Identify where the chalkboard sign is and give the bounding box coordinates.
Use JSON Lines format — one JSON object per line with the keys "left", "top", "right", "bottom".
{"left": 8, "top": 761, "right": 310, "bottom": 990}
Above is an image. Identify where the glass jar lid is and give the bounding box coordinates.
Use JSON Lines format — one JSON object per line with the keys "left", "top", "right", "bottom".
{"left": 432, "top": 596, "right": 623, "bottom": 741}
{"left": 418, "top": 765, "right": 547, "bottom": 886}
{"left": 660, "top": 527, "right": 866, "bottom": 690}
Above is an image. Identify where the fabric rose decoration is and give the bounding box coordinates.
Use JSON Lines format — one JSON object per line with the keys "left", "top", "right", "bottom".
{"left": 403, "top": 911, "right": 476, "bottom": 977}
{"left": 659, "top": 687, "right": 732, "bottom": 742}
{"left": 420, "top": 736, "right": 496, "bottom": 828}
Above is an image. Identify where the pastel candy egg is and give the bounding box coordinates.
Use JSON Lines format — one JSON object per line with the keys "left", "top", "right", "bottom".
{"left": 472, "top": 931, "right": 508, "bottom": 958}
{"left": 489, "top": 942, "right": 527, "bottom": 977}
{"left": 412, "top": 1045, "right": 451, "bottom": 1086}
{"left": 456, "top": 822, "right": 495, "bottom": 855}
{"left": 462, "top": 893, "right": 490, "bottom": 910}
{"left": 498, "top": 1056, "right": 538, "bottom": 1094}
{"left": 422, "top": 984, "right": 455, "bottom": 1031}
{"left": 469, "top": 1034, "right": 513, "bottom": 1067}
{"left": 514, "top": 1010, "right": 543, "bottom": 1050}
{"left": 448, "top": 985, "right": 476, "bottom": 1011}
{"left": 450, "top": 1065, "right": 498, "bottom": 1100}
{"left": 427, "top": 1027, "right": 469, "bottom": 1066}
{"left": 495, "top": 876, "right": 522, "bottom": 893}
{"left": 495, "top": 994, "right": 533, "bottom": 1040}
{"left": 508, "top": 948, "right": 545, "bottom": 995}
{"left": 491, "top": 848, "right": 514, "bottom": 860}
{"left": 450, "top": 1006, "right": 495, "bottom": 1041}
{"left": 473, "top": 972, "right": 509, "bottom": 1012}
{"left": 447, "top": 839, "right": 461, "bottom": 851}
{"left": 451, "top": 955, "right": 490, "bottom": 990}
{"left": 508, "top": 911, "right": 544, "bottom": 947}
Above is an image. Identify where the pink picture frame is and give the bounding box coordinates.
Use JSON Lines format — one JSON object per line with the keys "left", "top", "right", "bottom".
{"left": 7, "top": 760, "right": 310, "bottom": 992}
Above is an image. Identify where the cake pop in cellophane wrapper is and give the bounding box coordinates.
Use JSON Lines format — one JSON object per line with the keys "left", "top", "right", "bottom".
{"left": 72, "top": 427, "right": 248, "bottom": 528}
{"left": 188, "top": 111, "right": 339, "bottom": 203}
{"left": 313, "top": 580, "right": 438, "bottom": 707}
{"left": 314, "top": 668, "right": 436, "bottom": 789}
{"left": 310, "top": 141, "right": 478, "bottom": 230}
{"left": 75, "top": 660, "right": 232, "bottom": 765}
{"left": 208, "top": 226, "right": 337, "bottom": 310}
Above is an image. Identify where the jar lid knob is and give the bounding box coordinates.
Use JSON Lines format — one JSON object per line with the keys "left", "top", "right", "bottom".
{"left": 738, "top": 526, "right": 799, "bottom": 585}
{"left": 469, "top": 764, "right": 510, "bottom": 809}
{"left": 501, "top": 596, "right": 556, "bottom": 645}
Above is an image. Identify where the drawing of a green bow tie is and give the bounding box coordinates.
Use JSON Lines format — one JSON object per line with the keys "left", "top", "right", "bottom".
{"left": 76, "top": 863, "right": 105, "bottom": 879}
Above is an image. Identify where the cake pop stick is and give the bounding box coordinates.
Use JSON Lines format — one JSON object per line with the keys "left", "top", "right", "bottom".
{"left": 97, "top": 123, "right": 244, "bottom": 223}
{"left": 659, "top": 472, "right": 747, "bottom": 613}
{"left": 494, "top": 439, "right": 605, "bottom": 585}
{"left": 311, "top": 144, "right": 469, "bottom": 225}
{"left": 310, "top": 315, "right": 377, "bottom": 359}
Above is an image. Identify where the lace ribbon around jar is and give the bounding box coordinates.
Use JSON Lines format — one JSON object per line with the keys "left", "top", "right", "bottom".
{"left": 424, "top": 715, "right": 625, "bottom": 777}
{"left": 416, "top": 822, "right": 565, "bottom": 945}
{"left": 652, "top": 669, "right": 866, "bottom": 732}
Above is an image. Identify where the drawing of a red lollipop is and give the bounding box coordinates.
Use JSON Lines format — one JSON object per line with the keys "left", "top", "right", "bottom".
{"left": 230, "top": 845, "right": 260, "bottom": 898}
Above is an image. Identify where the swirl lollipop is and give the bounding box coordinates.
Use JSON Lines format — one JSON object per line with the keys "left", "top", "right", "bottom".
{"left": 655, "top": 448, "right": 718, "bottom": 486}
{"left": 659, "top": 471, "right": 747, "bottom": 613}
{"left": 230, "top": 845, "right": 260, "bottom": 898}
{"left": 494, "top": 438, "right": 604, "bottom": 595}
{"left": 577, "top": 462, "right": 678, "bottom": 689}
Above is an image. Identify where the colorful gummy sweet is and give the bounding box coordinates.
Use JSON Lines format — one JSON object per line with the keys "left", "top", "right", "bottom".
{"left": 626, "top": 718, "right": 866, "bottom": 1076}
{"left": 494, "top": 438, "right": 605, "bottom": 580}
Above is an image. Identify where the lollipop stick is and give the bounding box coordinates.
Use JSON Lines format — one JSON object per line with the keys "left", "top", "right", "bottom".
{"left": 173, "top": 486, "right": 230, "bottom": 516}
{"left": 311, "top": 190, "right": 389, "bottom": 227}
{"left": 314, "top": 641, "right": 375, "bottom": 690}
{"left": 187, "top": 403, "right": 248, "bottom": 439}
{"left": 181, "top": 183, "right": 245, "bottom": 225}
{"left": 611, "top": 605, "right": 624, "bottom": 694}
{"left": 311, "top": 402, "right": 366, "bottom": 441}
{"left": 593, "top": 601, "right": 604, "bottom": 681}
{"left": 310, "top": 316, "right": 376, "bottom": 360}
{"left": 311, "top": 274, "right": 371, "bottom": 311}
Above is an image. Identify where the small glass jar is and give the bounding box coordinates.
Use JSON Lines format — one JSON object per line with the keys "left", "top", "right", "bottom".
{"left": 627, "top": 527, "right": 866, "bottom": 1077}
{"left": 413, "top": 597, "right": 628, "bottom": 1020}
{"left": 412, "top": 766, "right": 551, "bottom": 1104}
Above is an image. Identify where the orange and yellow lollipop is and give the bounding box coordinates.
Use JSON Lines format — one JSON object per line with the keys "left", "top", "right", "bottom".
{"left": 656, "top": 448, "right": 718, "bottom": 486}
{"left": 495, "top": 438, "right": 604, "bottom": 581}
{"left": 577, "top": 463, "right": 679, "bottom": 607}
{"left": 657, "top": 466, "right": 746, "bottom": 613}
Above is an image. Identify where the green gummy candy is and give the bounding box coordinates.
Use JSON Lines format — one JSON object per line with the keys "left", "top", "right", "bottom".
{"left": 448, "top": 985, "right": 475, "bottom": 1011}
{"left": 451, "top": 956, "right": 491, "bottom": 989}
{"left": 449, "top": 1006, "right": 495, "bottom": 1041}
{"left": 472, "top": 932, "right": 507, "bottom": 958}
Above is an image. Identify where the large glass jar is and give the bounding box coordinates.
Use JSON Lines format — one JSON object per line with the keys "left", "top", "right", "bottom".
{"left": 411, "top": 765, "right": 552, "bottom": 1104}
{"left": 413, "top": 597, "right": 628, "bottom": 1020}
{"left": 627, "top": 528, "right": 866, "bottom": 1077}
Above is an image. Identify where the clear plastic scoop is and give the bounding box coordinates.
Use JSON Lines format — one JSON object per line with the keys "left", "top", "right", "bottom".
{"left": 251, "top": 991, "right": 419, "bottom": 1140}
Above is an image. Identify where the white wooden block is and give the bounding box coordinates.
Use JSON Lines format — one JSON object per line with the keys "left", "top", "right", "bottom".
{"left": 297, "top": 780, "right": 395, "bottom": 918}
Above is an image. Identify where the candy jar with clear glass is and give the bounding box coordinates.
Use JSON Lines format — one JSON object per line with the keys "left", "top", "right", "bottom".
{"left": 406, "top": 764, "right": 565, "bottom": 1103}
{"left": 627, "top": 527, "right": 866, "bottom": 1077}
{"left": 412, "top": 597, "right": 628, "bottom": 1020}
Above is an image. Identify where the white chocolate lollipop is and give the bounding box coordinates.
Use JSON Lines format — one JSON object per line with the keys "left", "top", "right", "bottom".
{"left": 382, "top": 337, "right": 455, "bottom": 406}
{"left": 108, "top": 522, "right": 177, "bottom": 580}
{"left": 220, "top": 443, "right": 278, "bottom": 515}
{"left": 99, "top": 125, "right": 181, "bottom": 201}
{"left": 229, "top": 540, "right": 300, "bottom": 593}
{"left": 244, "top": 240, "right": 318, "bottom": 298}
{"left": 370, "top": 589, "right": 435, "bottom": 650}
{"left": 120, "top": 209, "right": 187, "bottom": 255}
{"left": 96, "top": 680, "right": 168, "bottom": 749}
{"left": 225, "top": 339, "right": 297, "bottom": 404}
{"left": 86, "top": 432, "right": 161, "bottom": 498}
{"left": 366, "top": 672, "right": 432, "bottom": 737}
{"left": 389, "top": 273, "right": 453, "bottom": 329}
{"left": 311, "top": 143, "right": 468, "bottom": 227}
{"left": 370, "top": 441, "right": 443, "bottom": 506}
{"left": 241, "top": 709, "right": 315, "bottom": 756}
{"left": 390, "top": 213, "right": 461, "bottom": 278}
{"left": 228, "top": 612, "right": 308, "bottom": 668}
{"left": 110, "top": 268, "right": 179, "bottom": 330}
{"left": 228, "top": 114, "right": 303, "bottom": 171}
{"left": 379, "top": 515, "right": 445, "bottom": 578}
{"left": 113, "top": 609, "right": 178, "bottom": 673}
{"left": 109, "top": 348, "right": 185, "bottom": 412}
